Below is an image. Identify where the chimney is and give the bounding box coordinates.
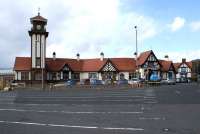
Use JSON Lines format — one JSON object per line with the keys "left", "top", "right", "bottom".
{"left": 76, "top": 53, "right": 80, "bottom": 61}
{"left": 182, "top": 58, "right": 186, "bottom": 63}
{"left": 164, "top": 55, "right": 169, "bottom": 61}
{"left": 53, "top": 52, "right": 56, "bottom": 60}
{"left": 100, "top": 52, "right": 104, "bottom": 61}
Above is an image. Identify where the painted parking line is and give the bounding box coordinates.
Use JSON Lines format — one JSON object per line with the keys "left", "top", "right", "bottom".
{"left": 15, "top": 95, "right": 146, "bottom": 99}
{"left": 0, "top": 120, "right": 144, "bottom": 131}
{"left": 0, "top": 108, "right": 143, "bottom": 114}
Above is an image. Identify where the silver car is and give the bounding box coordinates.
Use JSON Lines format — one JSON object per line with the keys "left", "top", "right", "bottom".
{"left": 161, "top": 79, "right": 176, "bottom": 85}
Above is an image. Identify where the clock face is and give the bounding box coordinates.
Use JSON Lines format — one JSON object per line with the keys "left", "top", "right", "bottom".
{"left": 36, "top": 25, "right": 41, "bottom": 30}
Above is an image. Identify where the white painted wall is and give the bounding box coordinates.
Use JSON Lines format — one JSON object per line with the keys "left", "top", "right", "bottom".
{"left": 41, "top": 35, "right": 45, "bottom": 68}
{"left": 69, "top": 71, "right": 71, "bottom": 79}
{"left": 60, "top": 72, "right": 63, "bottom": 80}
{"left": 176, "top": 73, "right": 180, "bottom": 79}
{"left": 120, "top": 72, "right": 129, "bottom": 80}
{"left": 18, "top": 72, "right": 21, "bottom": 80}
{"left": 98, "top": 73, "right": 102, "bottom": 80}
{"left": 36, "top": 34, "right": 40, "bottom": 58}
{"left": 187, "top": 73, "right": 191, "bottom": 78}
{"left": 139, "top": 68, "right": 145, "bottom": 79}
{"left": 32, "top": 34, "right": 36, "bottom": 68}
{"left": 14, "top": 71, "right": 17, "bottom": 80}
{"left": 56, "top": 72, "right": 60, "bottom": 80}
{"left": 80, "top": 73, "right": 89, "bottom": 79}
{"left": 116, "top": 73, "right": 119, "bottom": 80}
{"left": 29, "top": 72, "right": 31, "bottom": 80}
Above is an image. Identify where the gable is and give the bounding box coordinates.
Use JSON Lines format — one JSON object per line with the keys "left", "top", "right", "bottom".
{"left": 147, "top": 54, "right": 157, "bottom": 62}
{"left": 142, "top": 53, "right": 161, "bottom": 70}
{"left": 101, "top": 62, "right": 117, "bottom": 72}
{"left": 62, "top": 64, "right": 71, "bottom": 71}
{"left": 180, "top": 63, "right": 188, "bottom": 68}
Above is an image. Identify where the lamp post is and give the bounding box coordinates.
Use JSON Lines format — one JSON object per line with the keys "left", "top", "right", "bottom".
{"left": 134, "top": 26, "right": 139, "bottom": 79}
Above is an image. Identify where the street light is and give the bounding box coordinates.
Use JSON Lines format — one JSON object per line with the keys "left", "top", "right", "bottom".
{"left": 134, "top": 26, "right": 139, "bottom": 79}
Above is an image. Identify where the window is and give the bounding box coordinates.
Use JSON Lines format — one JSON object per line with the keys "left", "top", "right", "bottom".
{"left": 36, "top": 58, "right": 41, "bottom": 66}
{"left": 35, "top": 72, "right": 42, "bottom": 80}
{"left": 129, "top": 73, "right": 137, "bottom": 80}
{"left": 181, "top": 67, "right": 187, "bottom": 73}
{"left": 21, "top": 72, "right": 29, "bottom": 80}
{"left": 72, "top": 73, "right": 80, "bottom": 80}
{"left": 52, "top": 73, "right": 57, "bottom": 80}
{"left": 89, "top": 73, "right": 97, "bottom": 79}
{"left": 120, "top": 73, "right": 125, "bottom": 80}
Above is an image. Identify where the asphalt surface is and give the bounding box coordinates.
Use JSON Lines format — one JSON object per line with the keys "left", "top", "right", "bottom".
{"left": 0, "top": 83, "right": 200, "bottom": 134}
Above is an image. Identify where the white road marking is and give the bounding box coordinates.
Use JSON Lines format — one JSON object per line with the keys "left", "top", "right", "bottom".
{"left": 144, "top": 101, "right": 158, "bottom": 104}
{"left": 175, "top": 90, "right": 181, "bottom": 94}
{"left": 0, "top": 120, "right": 144, "bottom": 131}
{"left": 16, "top": 99, "right": 139, "bottom": 102}
{"left": 0, "top": 108, "right": 143, "bottom": 114}
{"left": 139, "top": 117, "right": 165, "bottom": 120}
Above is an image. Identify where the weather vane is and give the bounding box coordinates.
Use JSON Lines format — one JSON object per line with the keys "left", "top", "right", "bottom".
{"left": 38, "top": 7, "right": 40, "bottom": 16}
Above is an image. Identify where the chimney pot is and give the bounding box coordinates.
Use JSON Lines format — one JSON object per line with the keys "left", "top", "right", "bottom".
{"left": 164, "top": 55, "right": 169, "bottom": 61}
{"left": 182, "top": 58, "right": 186, "bottom": 63}
{"left": 76, "top": 53, "right": 80, "bottom": 61}
{"left": 100, "top": 52, "right": 104, "bottom": 61}
{"left": 53, "top": 52, "right": 56, "bottom": 60}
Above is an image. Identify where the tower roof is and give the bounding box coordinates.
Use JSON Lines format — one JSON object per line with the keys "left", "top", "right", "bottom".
{"left": 30, "top": 13, "right": 47, "bottom": 23}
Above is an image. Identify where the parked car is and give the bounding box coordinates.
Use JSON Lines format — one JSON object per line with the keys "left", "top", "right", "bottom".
{"left": 104, "top": 79, "right": 112, "bottom": 85}
{"left": 65, "top": 79, "right": 76, "bottom": 86}
{"left": 117, "top": 79, "right": 128, "bottom": 85}
{"left": 150, "top": 73, "right": 161, "bottom": 82}
{"left": 90, "top": 79, "right": 103, "bottom": 85}
{"left": 128, "top": 78, "right": 141, "bottom": 85}
{"left": 161, "top": 79, "right": 176, "bottom": 85}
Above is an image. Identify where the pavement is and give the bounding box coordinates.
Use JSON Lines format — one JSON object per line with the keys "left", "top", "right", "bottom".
{"left": 0, "top": 83, "right": 200, "bottom": 134}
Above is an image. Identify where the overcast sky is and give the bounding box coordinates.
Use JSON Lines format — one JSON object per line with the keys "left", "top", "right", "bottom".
{"left": 0, "top": 0, "right": 200, "bottom": 68}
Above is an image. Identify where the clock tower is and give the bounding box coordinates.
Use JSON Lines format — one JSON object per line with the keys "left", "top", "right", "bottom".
{"left": 29, "top": 12, "right": 48, "bottom": 80}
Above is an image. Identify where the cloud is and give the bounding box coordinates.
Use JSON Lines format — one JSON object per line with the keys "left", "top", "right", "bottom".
{"left": 0, "top": 0, "right": 158, "bottom": 68}
{"left": 170, "top": 17, "right": 185, "bottom": 32}
{"left": 190, "top": 21, "right": 200, "bottom": 31}
{"left": 46, "top": 1, "right": 158, "bottom": 59}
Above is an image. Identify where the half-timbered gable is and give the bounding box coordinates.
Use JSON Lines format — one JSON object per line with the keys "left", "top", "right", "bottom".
{"left": 174, "top": 59, "right": 192, "bottom": 82}
{"left": 142, "top": 52, "right": 161, "bottom": 70}
{"left": 100, "top": 60, "right": 118, "bottom": 80}
{"left": 101, "top": 62, "right": 117, "bottom": 72}
{"left": 138, "top": 50, "right": 161, "bottom": 80}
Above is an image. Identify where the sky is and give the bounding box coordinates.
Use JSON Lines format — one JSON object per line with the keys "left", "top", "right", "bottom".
{"left": 0, "top": 0, "right": 200, "bottom": 68}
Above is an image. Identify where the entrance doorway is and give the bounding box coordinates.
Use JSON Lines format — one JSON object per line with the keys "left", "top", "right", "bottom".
{"left": 63, "top": 71, "right": 69, "bottom": 80}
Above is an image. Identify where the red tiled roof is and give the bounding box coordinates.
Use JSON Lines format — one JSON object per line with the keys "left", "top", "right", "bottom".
{"left": 137, "top": 50, "right": 152, "bottom": 66}
{"left": 45, "top": 58, "right": 82, "bottom": 72}
{"left": 159, "top": 60, "right": 173, "bottom": 72}
{"left": 14, "top": 57, "right": 136, "bottom": 72}
{"left": 186, "top": 62, "right": 192, "bottom": 68}
{"left": 81, "top": 58, "right": 107, "bottom": 72}
{"left": 173, "top": 63, "right": 181, "bottom": 71}
{"left": 14, "top": 56, "right": 189, "bottom": 73}
{"left": 173, "top": 61, "right": 192, "bottom": 72}
{"left": 110, "top": 58, "right": 136, "bottom": 72}
{"left": 14, "top": 57, "right": 31, "bottom": 71}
